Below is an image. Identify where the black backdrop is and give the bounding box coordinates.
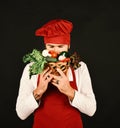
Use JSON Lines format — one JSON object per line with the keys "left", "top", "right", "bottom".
{"left": 1, "top": 0, "right": 120, "bottom": 128}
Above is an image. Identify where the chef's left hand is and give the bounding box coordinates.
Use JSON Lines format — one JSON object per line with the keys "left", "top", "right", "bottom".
{"left": 51, "top": 68, "right": 75, "bottom": 101}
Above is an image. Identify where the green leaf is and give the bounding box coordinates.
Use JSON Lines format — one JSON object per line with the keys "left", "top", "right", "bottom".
{"left": 23, "top": 49, "right": 47, "bottom": 78}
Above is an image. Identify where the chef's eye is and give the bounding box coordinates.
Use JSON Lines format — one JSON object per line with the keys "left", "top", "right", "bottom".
{"left": 58, "top": 46, "right": 64, "bottom": 48}
{"left": 49, "top": 46, "right": 54, "bottom": 48}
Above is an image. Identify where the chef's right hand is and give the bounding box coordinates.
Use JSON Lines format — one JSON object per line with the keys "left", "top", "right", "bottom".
{"left": 33, "top": 67, "right": 53, "bottom": 101}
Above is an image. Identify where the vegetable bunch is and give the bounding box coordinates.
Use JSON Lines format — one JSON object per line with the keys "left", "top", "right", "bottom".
{"left": 23, "top": 49, "right": 81, "bottom": 78}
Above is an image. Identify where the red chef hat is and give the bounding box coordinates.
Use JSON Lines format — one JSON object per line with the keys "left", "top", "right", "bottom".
{"left": 35, "top": 19, "right": 73, "bottom": 45}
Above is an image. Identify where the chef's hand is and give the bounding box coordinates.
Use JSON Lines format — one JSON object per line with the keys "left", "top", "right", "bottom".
{"left": 33, "top": 67, "right": 53, "bottom": 101}
{"left": 51, "top": 68, "right": 75, "bottom": 101}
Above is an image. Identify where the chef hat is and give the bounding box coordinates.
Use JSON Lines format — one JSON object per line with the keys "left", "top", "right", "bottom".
{"left": 35, "top": 19, "right": 73, "bottom": 45}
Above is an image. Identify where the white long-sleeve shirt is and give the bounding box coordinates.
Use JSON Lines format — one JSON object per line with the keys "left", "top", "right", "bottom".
{"left": 16, "top": 61, "right": 97, "bottom": 120}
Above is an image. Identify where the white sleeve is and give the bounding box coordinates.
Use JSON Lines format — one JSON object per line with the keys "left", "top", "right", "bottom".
{"left": 15, "top": 64, "right": 39, "bottom": 120}
{"left": 71, "top": 61, "right": 97, "bottom": 116}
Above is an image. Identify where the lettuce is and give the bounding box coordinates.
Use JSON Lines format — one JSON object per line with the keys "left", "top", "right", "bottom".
{"left": 23, "top": 49, "right": 47, "bottom": 78}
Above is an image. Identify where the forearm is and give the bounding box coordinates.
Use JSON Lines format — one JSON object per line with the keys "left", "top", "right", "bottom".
{"left": 71, "top": 90, "right": 97, "bottom": 116}
{"left": 33, "top": 88, "right": 44, "bottom": 101}
{"left": 16, "top": 92, "right": 39, "bottom": 120}
{"left": 67, "top": 87, "right": 75, "bottom": 102}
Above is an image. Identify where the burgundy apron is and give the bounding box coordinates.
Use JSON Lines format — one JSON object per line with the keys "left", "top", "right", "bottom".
{"left": 33, "top": 68, "right": 83, "bottom": 128}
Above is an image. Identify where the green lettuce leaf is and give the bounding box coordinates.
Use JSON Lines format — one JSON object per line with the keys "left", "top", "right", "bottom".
{"left": 23, "top": 49, "right": 47, "bottom": 78}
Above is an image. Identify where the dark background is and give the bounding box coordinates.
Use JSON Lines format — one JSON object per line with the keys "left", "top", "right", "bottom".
{"left": 1, "top": 0, "right": 120, "bottom": 128}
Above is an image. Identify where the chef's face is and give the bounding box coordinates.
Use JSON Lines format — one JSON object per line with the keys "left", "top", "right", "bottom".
{"left": 45, "top": 43, "right": 70, "bottom": 75}
{"left": 45, "top": 43, "right": 70, "bottom": 54}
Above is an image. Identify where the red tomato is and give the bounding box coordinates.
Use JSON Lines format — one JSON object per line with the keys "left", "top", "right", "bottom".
{"left": 49, "top": 50, "right": 58, "bottom": 58}
{"left": 60, "top": 58, "right": 70, "bottom": 62}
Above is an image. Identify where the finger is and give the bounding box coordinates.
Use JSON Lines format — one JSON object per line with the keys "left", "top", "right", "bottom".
{"left": 51, "top": 79, "right": 57, "bottom": 83}
{"left": 46, "top": 75, "right": 53, "bottom": 82}
{"left": 51, "top": 81, "right": 58, "bottom": 87}
{"left": 44, "top": 69, "right": 52, "bottom": 79}
{"left": 41, "top": 67, "right": 50, "bottom": 77}
{"left": 56, "top": 68, "right": 66, "bottom": 77}
{"left": 51, "top": 75, "right": 61, "bottom": 81}
{"left": 51, "top": 78, "right": 60, "bottom": 84}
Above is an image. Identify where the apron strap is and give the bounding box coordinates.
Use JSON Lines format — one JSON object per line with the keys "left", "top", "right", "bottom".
{"left": 37, "top": 74, "right": 40, "bottom": 86}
